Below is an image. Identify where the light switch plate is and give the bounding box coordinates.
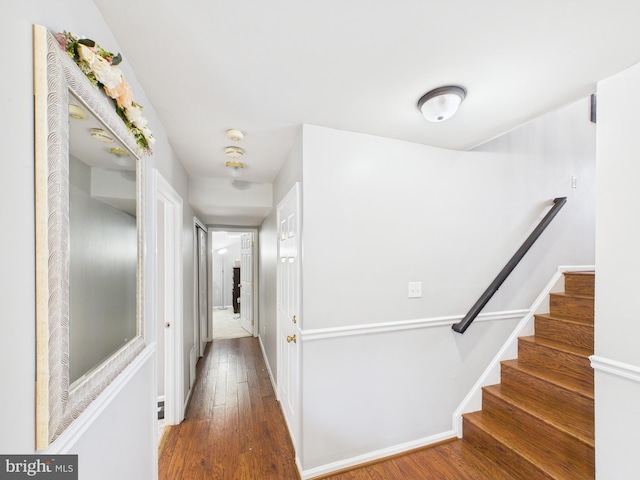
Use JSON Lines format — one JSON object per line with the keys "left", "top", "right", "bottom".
{"left": 408, "top": 282, "right": 422, "bottom": 298}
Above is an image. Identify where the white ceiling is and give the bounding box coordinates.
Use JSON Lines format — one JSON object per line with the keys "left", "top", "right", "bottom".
{"left": 94, "top": 0, "right": 640, "bottom": 224}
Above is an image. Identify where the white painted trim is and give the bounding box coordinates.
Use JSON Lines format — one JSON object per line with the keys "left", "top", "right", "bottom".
{"left": 189, "top": 345, "right": 198, "bottom": 390}
{"left": 591, "top": 355, "right": 640, "bottom": 383}
{"left": 193, "top": 217, "right": 208, "bottom": 357}
{"left": 258, "top": 336, "right": 278, "bottom": 399}
{"left": 301, "top": 309, "right": 528, "bottom": 342}
{"left": 298, "top": 430, "right": 457, "bottom": 480}
{"left": 154, "top": 170, "right": 184, "bottom": 426}
{"left": 183, "top": 384, "right": 194, "bottom": 419}
{"left": 452, "top": 265, "right": 595, "bottom": 436}
{"left": 209, "top": 226, "right": 260, "bottom": 337}
{"left": 157, "top": 395, "right": 165, "bottom": 403}
{"left": 45, "top": 345, "right": 155, "bottom": 454}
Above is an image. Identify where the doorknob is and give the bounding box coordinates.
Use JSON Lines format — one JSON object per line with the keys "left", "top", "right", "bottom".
{"left": 292, "top": 315, "right": 297, "bottom": 324}
{"left": 286, "top": 334, "right": 297, "bottom": 344}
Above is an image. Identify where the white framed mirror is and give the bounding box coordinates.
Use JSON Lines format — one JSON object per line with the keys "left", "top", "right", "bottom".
{"left": 33, "top": 24, "right": 146, "bottom": 449}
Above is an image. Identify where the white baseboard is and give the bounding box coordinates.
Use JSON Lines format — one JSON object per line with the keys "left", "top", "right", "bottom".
{"left": 299, "top": 430, "right": 457, "bottom": 479}
{"left": 258, "top": 335, "right": 278, "bottom": 399}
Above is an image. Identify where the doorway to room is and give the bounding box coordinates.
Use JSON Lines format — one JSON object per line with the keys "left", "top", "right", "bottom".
{"left": 210, "top": 228, "right": 258, "bottom": 340}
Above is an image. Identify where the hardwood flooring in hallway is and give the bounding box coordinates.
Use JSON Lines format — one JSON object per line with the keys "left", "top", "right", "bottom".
{"left": 159, "top": 337, "right": 512, "bottom": 479}
{"left": 158, "top": 337, "right": 299, "bottom": 480}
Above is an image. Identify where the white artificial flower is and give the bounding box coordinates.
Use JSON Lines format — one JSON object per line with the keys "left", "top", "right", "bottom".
{"left": 76, "top": 43, "right": 96, "bottom": 65}
{"left": 125, "top": 105, "right": 143, "bottom": 124}
{"left": 142, "top": 127, "right": 155, "bottom": 145}
{"left": 132, "top": 115, "right": 148, "bottom": 129}
{"left": 92, "top": 57, "right": 122, "bottom": 89}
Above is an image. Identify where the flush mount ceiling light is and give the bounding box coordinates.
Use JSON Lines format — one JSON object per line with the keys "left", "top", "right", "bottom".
{"left": 89, "top": 128, "right": 114, "bottom": 143}
{"left": 417, "top": 86, "right": 466, "bottom": 122}
{"left": 226, "top": 129, "right": 244, "bottom": 142}
{"left": 225, "top": 159, "right": 244, "bottom": 177}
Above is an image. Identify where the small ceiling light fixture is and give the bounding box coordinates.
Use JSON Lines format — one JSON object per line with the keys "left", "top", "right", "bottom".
{"left": 109, "top": 147, "right": 130, "bottom": 157}
{"left": 225, "top": 146, "right": 245, "bottom": 176}
{"left": 226, "top": 129, "right": 244, "bottom": 142}
{"left": 89, "top": 128, "right": 114, "bottom": 143}
{"left": 225, "top": 146, "right": 245, "bottom": 158}
{"left": 69, "top": 103, "right": 88, "bottom": 120}
{"left": 417, "top": 85, "right": 466, "bottom": 122}
{"left": 225, "top": 159, "right": 244, "bottom": 177}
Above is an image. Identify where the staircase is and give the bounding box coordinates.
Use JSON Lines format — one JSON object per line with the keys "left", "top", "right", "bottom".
{"left": 462, "top": 271, "right": 595, "bottom": 479}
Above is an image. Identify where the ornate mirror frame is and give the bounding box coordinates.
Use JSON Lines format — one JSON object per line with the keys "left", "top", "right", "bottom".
{"left": 34, "top": 24, "right": 146, "bottom": 449}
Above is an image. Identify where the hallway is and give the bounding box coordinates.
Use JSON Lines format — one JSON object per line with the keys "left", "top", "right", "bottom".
{"left": 158, "top": 337, "right": 298, "bottom": 479}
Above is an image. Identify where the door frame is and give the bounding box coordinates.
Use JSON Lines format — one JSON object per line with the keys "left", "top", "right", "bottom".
{"left": 209, "top": 226, "right": 259, "bottom": 337}
{"left": 153, "top": 170, "right": 184, "bottom": 426}
{"left": 193, "top": 217, "right": 209, "bottom": 357}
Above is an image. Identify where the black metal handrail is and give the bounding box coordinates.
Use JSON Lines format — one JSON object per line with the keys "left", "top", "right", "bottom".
{"left": 452, "top": 197, "right": 567, "bottom": 334}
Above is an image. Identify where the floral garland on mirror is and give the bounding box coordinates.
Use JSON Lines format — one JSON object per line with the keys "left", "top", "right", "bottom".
{"left": 56, "top": 31, "right": 154, "bottom": 155}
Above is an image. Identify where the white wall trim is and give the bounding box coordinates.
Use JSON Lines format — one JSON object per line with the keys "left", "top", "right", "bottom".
{"left": 45, "top": 345, "right": 155, "bottom": 454}
{"left": 154, "top": 169, "right": 184, "bottom": 426}
{"left": 298, "top": 429, "right": 456, "bottom": 480}
{"left": 258, "top": 336, "right": 278, "bottom": 398}
{"left": 591, "top": 355, "right": 640, "bottom": 383}
{"left": 301, "top": 310, "right": 528, "bottom": 342}
{"left": 193, "top": 217, "right": 208, "bottom": 357}
{"left": 452, "top": 265, "right": 595, "bottom": 436}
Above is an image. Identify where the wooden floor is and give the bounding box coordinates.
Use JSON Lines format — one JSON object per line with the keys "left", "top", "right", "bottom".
{"left": 158, "top": 337, "right": 299, "bottom": 479}
{"left": 159, "top": 336, "right": 514, "bottom": 480}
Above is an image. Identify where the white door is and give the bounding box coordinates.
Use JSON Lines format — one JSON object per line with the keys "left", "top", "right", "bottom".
{"left": 277, "top": 183, "right": 300, "bottom": 447}
{"left": 239, "top": 233, "right": 254, "bottom": 334}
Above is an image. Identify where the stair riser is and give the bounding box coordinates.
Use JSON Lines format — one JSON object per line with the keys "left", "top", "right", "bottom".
{"left": 564, "top": 273, "right": 595, "bottom": 297}
{"left": 462, "top": 417, "right": 554, "bottom": 480}
{"left": 500, "top": 363, "right": 594, "bottom": 428}
{"left": 550, "top": 293, "right": 594, "bottom": 322}
{"left": 518, "top": 339, "right": 593, "bottom": 390}
{"left": 482, "top": 389, "right": 595, "bottom": 468}
{"left": 535, "top": 316, "right": 594, "bottom": 351}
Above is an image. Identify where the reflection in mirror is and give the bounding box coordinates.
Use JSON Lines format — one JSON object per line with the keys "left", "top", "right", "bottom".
{"left": 68, "top": 94, "right": 138, "bottom": 388}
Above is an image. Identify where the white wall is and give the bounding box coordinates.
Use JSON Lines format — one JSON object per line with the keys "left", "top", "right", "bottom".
{"left": 0, "top": 3, "right": 195, "bottom": 477}
{"left": 297, "top": 97, "right": 595, "bottom": 472}
{"left": 302, "top": 102, "right": 595, "bottom": 330}
{"left": 593, "top": 62, "right": 640, "bottom": 478}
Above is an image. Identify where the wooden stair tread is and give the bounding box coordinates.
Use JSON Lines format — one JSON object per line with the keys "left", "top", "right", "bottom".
{"left": 501, "top": 359, "right": 593, "bottom": 400}
{"left": 520, "top": 335, "right": 592, "bottom": 358}
{"left": 483, "top": 384, "right": 594, "bottom": 447}
{"left": 550, "top": 291, "right": 594, "bottom": 300}
{"left": 464, "top": 411, "right": 593, "bottom": 480}
{"left": 534, "top": 314, "right": 594, "bottom": 351}
{"left": 535, "top": 312, "right": 593, "bottom": 326}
